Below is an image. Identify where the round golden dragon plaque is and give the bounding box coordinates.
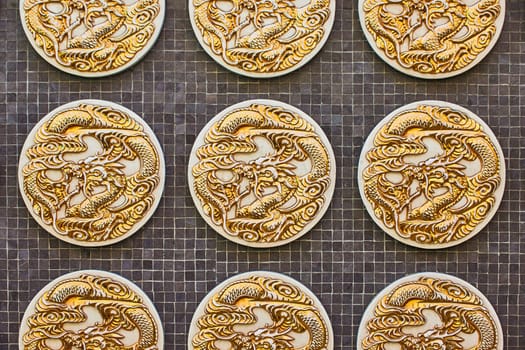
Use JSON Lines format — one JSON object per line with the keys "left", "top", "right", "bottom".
{"left": 18, "top": 100, "right": 165, "bottom": 246}
{"left": 358, "top": 0, "right": 505, "bottom": 79}
{"left": 189, "top": 0, "right": 336, "bottom": 78}
{"left": 357, "top": 272, "right": 503, "bottom": 350}
{"left": 188, "top": 100, "right": 336, "bottom": 248}
{"left": 358, "top": 101, "right": 505, "bottom": 249}
{"left": 19, "top": 270, "right": 164, "bottom": 350}
{"left": 20, "top": 0, "right": 165, "bottom": 77}
{"left": 189, "top": 271, "right": 334, "bottom": 350}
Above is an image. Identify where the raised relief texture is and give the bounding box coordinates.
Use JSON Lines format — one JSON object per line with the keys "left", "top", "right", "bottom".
{"left": 362, "top": 276, "right": 499, "bottom": 350}
{"left": 192, "top": 275, "right": 329, "bottom": 350}
{"left": 192, "top": 0, "right": 332, "bottom": 73}
{"left": 23, "top": 0, "right": 161, "bottom": 73}
{"left": 362, "top": 0, "right": 502, "bottom": 74}
{"left": 192, "top": 103, "right": 331, "bottom": 244}
{"left": 22, "top": 274, "right": 160, "bottom": 350}
{"left": 21, "top": 104, "right": 161, "bottom": 243}
{"left": 362, "top": 105, "right": 501, "bottom": 245}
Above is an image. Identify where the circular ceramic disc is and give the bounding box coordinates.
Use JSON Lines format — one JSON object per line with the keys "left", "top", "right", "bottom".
{"left": 20, "top": 0, "right": 165, "bottom": 77}
{"left": 188, "top": 0, "right": 336, "bottom": 78}
{"left": 18, "top": 100, "right": 165, "bottom": 247}
{"left": 188, "top": 99, "right": 336, "bottom": 248}
{"left": 19, "top": 270, "right": 164, "bottom": 350}
{"left": 358, "top": 0, "right": 505, "bottom": 79}
{"left": 358, "top": 101, "right": 505, "bottom": 249}
{"left": 357, "top": 272, "right": 503, "bottom": 350}
{"left": 188, "top": 271, "right": 334, "bottom": 350}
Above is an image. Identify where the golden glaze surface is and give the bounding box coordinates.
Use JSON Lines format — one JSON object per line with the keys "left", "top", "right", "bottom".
{"left": 21, "top": 273, "right": 160, "bottom": 350}
{"left": 362, "top": 104, "right": 501, "bottom": 246}
{"left": 191, "top": 0, "right": 333, "bottom": 75}
{"left": 192, "top": 275, "right": 330, "bottom": 350}
{"left": 21, "top": 103, "right": 161, "bottom": 244}
{"left": 191, "top": 103, "right": 332, "bottom": 245}
{"left": 362, "top": 276, "right": 499, "bottom": 350}
{"left": 362, "top": 0, "right": 502, "bottom": 76}
{"left": 22, "top": 0, "right": 161, "bottom": 74}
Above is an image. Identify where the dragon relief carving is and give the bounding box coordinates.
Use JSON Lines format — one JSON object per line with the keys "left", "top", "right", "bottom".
{"left": 21, "top": 103, "right": 161, "bottom": 243}
{"left": 22, "top": 274, "right": 160, "bottom": 350}
{"left": 192, "top": 275, "right": 330, "bottom": 350}
{"left": 191, "top": 103, "right": 332, "bottom": 245}
{"left": 362, "top": 104, "right": 501, "bottom": 245}
{"left": 362, "top": 276, "right": 499, "bottom": 350}
{"left": 192, "top": 0, "right": 332, "bottom": 74}
{"left": 23, "top": 0, "right": 161, "bottom": 73}
{"left": 362, "top": 0, "right": 502, "bottom": 75}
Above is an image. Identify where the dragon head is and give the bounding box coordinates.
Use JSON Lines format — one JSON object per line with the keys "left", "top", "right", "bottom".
{"left": 61, "top": 326, "right": 126, "bottom": 350}
{"left": 415, "top": 157, "right": 466, "bottom": 197}
{"left": 247, "top": 153, "right": 296, "bottom": 198}
{"left": 402, "top": 327, "right": 463, "bottom": 350}
{"left": 231, "top": 326, "right": 295, "bottom": 350}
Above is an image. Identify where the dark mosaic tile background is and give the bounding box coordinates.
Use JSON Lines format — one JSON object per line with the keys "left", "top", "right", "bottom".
{"left": 1, "top": 0, "right": 524, "bottom": 348}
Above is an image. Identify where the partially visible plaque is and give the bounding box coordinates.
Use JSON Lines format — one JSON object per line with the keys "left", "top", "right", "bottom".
{"left": 20, "top": 0, "right": 165, "bottom": 77}
{"left": 189, "top": 271, "right": 334, "bottom": 350}
{"left": 189, "top": 0, "right": 336, "bottom": 78}
{"left": 20, "top": 270, "right": 164, "bottom": 350}
{"left": 358, "top": 0, "right": 505, "bottom": 79}
{"left": 357, "top": 272, "right": 503, "bottom": 350}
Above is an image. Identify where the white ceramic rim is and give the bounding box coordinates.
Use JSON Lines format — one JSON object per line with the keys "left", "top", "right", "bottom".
{"left": 18, "top": 99, "right": 166, "bottom": 247}
{"left": 19, "top": 0, "right": 165, "bottom": 78}
{"left": 188, "top": 0, "right": 337, "bottom": 78}
{"left": 357, "top": 0, "right": 506, "bottom": 79}
{"left": 187, "top": 270, "right": 334, "bottom": 350}
{"left": 188, "top": 99, "right": 337, "bottom": 248}
{"left": 356, "top": 272, "right": 504, "bottom": 350}
{"left": 18, "top": 269, "right": 165, "bottom": 350}
{"left": 357, "top": 100, "right": 506, "bottom": 249}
